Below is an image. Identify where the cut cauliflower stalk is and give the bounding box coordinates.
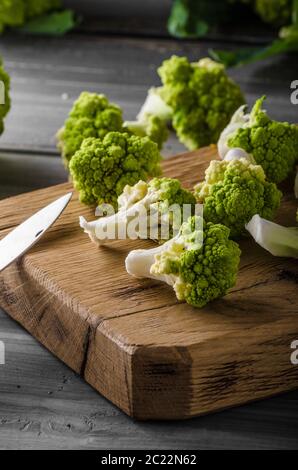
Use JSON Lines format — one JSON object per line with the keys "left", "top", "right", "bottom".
{"left": 80, "top": 178, "right": 196, "bottom": 244}
{"left": 246, "top": 214, "right": 298, "bottom": 259}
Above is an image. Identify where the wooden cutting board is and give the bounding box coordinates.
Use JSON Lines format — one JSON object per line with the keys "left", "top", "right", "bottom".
{"left": 0, "top": 147, "right": 297, "bottom": 420}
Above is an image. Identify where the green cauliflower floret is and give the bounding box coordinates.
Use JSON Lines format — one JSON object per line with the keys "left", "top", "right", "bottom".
{"left": 254, "top": 0, "right": 292, "bottom": 27}
{"left": 156, "top": 56, "right": 245, "bottom": 150}
{"left": 25, "top": 0, "right": 61, "bottom": 19}
{"left": 57, "top": 91, "right": 123, "bottom": 166}
{"left": 0, "top": 58, "right": 11, "bottom": 135}
{"left": 79, "top": 177, "right": 196, "bottom": 244}
{"left": 219, "top": 96, "right": 298, "bottom": 184}
{"left": 0, "top": 0, "right": 61, "bottom": 33}
{"left": 69, "top": 132, "right": 162, "bottom": 207}
{"left": 0, "top": 0, "right": 24, "bottom": 32}
{"left": 126, "top": 216, "right": 241, "bottom": 308}
{"left": 230, "top": 0, "right": 292, "bottom": 26}
{"left": 124, "top": 114, "right": 169, "bottom": 150}
{"left": 194, "top": 158, "right": 282, "bottom": 237}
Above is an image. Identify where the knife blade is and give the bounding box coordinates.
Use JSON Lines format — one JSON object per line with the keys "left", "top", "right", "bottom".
{"left": 0, "top": 192, "right": 72, "bottom": 272}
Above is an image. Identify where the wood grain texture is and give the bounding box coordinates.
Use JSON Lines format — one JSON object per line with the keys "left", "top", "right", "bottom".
{"left": 0, "top": 147, "right": 297, "bottom": 421}
{"left": 0, "top": 34, "right": 298, "bottom": 157}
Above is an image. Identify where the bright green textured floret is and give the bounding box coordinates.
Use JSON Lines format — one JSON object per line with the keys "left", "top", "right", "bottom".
{"left": 194, "top": 158, "right": 282, "bottom": 237}
{"left": 126, "top": 216, "right": 241, "bottom": 308}
{"left": 69, "top": 132, "right": 162, "bottom": 207}
{"left": 157, "top": 56, "right": 245, "bottom": 150}
{"left": 80, "top": 177, "right": 197, "bottom": 244}
{"left": 231, "top": 0, "right": 292, "bottom": 26}
{"left": 0, "top": 0, "right": 61, "bottom": 33}
{"left": 26, "top": 0, "right": 61, "bottom": 19}
{"left": 225, "top": 96, "right": 298, "bottom": 184}
{"left": 254, "top": 0, "right": 292, "bottom": 27}
{"left": 0, "top": 58, "right": 11, "bottom": 135}
{"left": 57, "top": 92, "right": 123, "bottom": 166}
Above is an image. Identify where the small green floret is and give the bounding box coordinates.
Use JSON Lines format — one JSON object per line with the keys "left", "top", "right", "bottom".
{"left": 157, "top": 56, "right": 245, "bottom": 150}
{"left": 57, "top": 91, "right": 123, "bottom": 166}
{"left": 0, "top": 0, "right": 61, "bottom": 33}
{"left": 126, "top": 216, "right": 241, "bottom": 308}
{"left": 254, "top": 0, "right": 292, "bottom": 27}
{"left": 26, "top": 0, "right": 61, "bottom": 19}
{"left": 222, "top": 96, "right": 298, "bottom": 184}
{"left": 194, "top": 158, "right": 282, "bottom": 237}
{"left": 69, "top": 132, "right": 162, "bottom": 207}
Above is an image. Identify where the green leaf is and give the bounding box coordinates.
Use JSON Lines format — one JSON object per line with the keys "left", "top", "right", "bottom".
{"left": 210, "top": 0, "right": 298, "bottom": 67}
{"left": 168, "top": 0, "right": 230, "bottom": 38}
{"left": 17, "top": 10, "right": 76, "bottom": 36}
{"left": 210, "top": 38, "right": 298, "bottom": 67}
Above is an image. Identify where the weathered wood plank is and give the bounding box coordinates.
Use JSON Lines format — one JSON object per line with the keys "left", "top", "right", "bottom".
{"left": 0, "top": 35, "right": 297, "bottom": 156}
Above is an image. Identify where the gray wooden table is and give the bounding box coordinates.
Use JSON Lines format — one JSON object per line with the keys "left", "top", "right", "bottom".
{"left": 0, "top": 32, "right": 297, "bottom": 450}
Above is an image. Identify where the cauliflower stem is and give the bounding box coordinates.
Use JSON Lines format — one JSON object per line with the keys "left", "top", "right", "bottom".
{"left": 246, "top": 214, "right": 298, "bottom": 258}
{"left": 80, "top": 178, "right": 196, "bottom": 243}
{"left": 124, "top": 114, "right": 169, "bottom": 150}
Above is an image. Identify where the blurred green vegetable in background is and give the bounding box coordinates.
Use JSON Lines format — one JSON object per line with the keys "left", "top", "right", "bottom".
{"left": 168, "top": 0, "right": 298, "bottom": 66}
{"left": 212, "top": 0, "right": 298, "bottom": 65}
{"left": 0, "top": 57, "right": 11, "bottom": 136}
{"left": 0, "top": 0, "right": 75, "bottom": 35}
{"left": 168, "top": 0, "right": 231, "bottom": 38}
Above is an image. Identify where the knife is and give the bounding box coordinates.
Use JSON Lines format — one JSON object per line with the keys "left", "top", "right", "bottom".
{"left": 0, "top": 192, "right": 72, "bottom": 272}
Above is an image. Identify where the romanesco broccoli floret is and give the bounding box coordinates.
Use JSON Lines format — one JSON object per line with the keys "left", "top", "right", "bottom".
{"left": 194, "top": 158, "right": 282, "bottom": 237}
{"left": 0, "top": 58, "right": 11, "bottom": 135}
{"left": 69, "top": 132, "right": 162, "bottom": 207}
{"left": 57, "top": 91, "right": 123, "bottom": 166}
{"left": 219, "top": 96, "right": 298, "bottom": 184}
{"left": 230, "top": 0, "right": 291, "bottom": 26}
{"left": 0, "top": 0, "right": 25, "bottom": 32}
{"left": 156, "top": 56, "right": 245, "bottom": 150}
{"left": 125, "top": 216, "right": 241, "bottom": 308}
{"left": 26, "top": 0, "right": 61, "bottom": 19}
{"left": 254, "top": 0, "right": 292, "bottom": 27}
{"left": 0, "top": 0, "right": 61, "bottom": 33}
{"left": 124, "top": 114, "right": 169, "bottom": 150}
{"left": 80, "top": 177, "right": 197, "bottom": 244}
